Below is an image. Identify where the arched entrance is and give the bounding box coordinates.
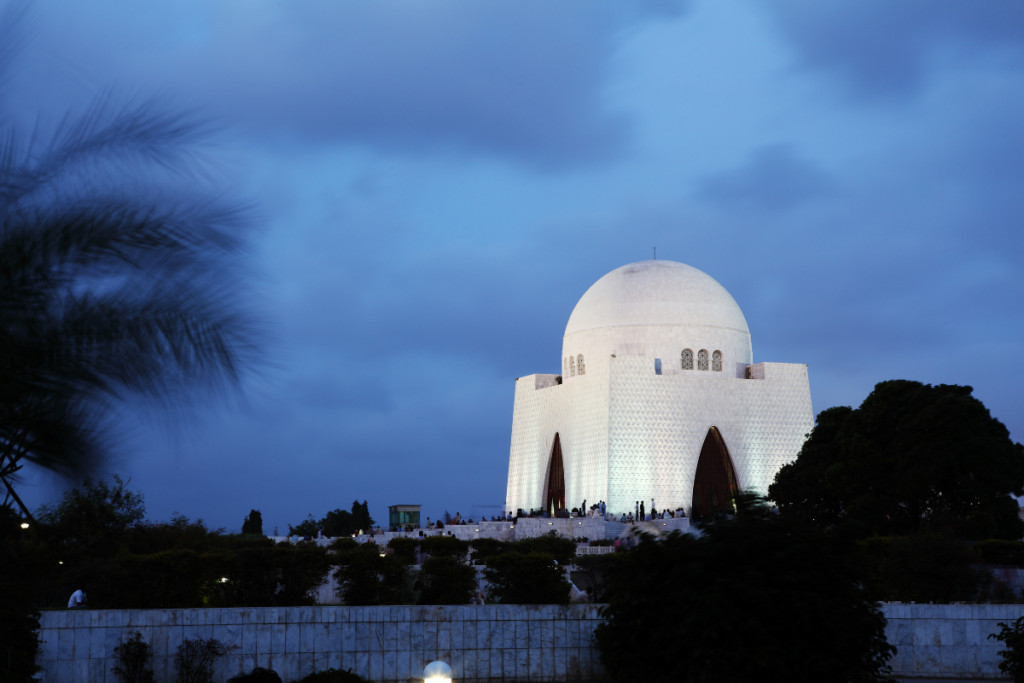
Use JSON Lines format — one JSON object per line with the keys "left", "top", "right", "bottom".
{"left": 691, "top": 427, "right": 738, "bottom": 519}
{"left": 542, "top": 433, "right": 566, "bottom": 515}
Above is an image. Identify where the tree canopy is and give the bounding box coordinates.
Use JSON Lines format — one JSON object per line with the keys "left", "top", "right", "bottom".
{"left": 594, "top": 496, "right": 895, "bottom": 683}
{"left": 768, "top": 380, "right": 1024, "bottom": 540}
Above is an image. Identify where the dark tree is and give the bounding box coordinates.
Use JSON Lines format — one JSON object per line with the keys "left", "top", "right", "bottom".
{"left": 768, "top": 381, "right": 1024, "bottom": 540}
{"left": 484, "top": 552, "right": 570, "bottom": 605}
{"left": 333, "top": 545, "right": 408, "bottom": 606}
{"left": 414, "top": 556, "right": 477, "bottom": 605}
{"left": 320, "top": 508, "right": 354, "bottom": 537}
{"left": 350, "top": 500, "right": 373, "bottom": 532}
{"left": 594, "top": 496, "right": 895, "bottom": 683}
{"left": 287, "top": 514, "right": 319, "bottom": 537}
{"left": 241, "top": 510, "right": 263, "bottom": 536}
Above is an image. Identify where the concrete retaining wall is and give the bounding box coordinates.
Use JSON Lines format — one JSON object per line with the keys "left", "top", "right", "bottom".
{"left": 37, "top": 603, "right": 1024, "bottom": 682}
{"left": 36, "top": 605, "right": 604, "bottom": 683}
{"left": 882, "top": 603, "right": 1024, "bottom": 679}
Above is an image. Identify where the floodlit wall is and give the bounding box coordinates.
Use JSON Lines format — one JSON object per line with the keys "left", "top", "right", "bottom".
{"left": 506, "top": 357, "right": 813, "bottom": 516}
{"left": 36, "top": 605, "right": 603, "bottom": 683}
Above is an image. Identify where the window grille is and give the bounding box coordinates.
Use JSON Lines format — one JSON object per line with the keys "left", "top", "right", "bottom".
{"left": 682, "top": 348, "right": 693, "bottom": 370}
{"left": 698, "top": 349, "right": 709, "bottom": 371}
{"left": 577, "top": 355, "right": 585, "bottom": 375}
{"left": 712, "top": 350, "right": 723, "bottom": 372}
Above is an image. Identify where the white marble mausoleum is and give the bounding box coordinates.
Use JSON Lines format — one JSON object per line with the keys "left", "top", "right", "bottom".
{"left": 505, "top": 260, "right": 814, "bottom": 518}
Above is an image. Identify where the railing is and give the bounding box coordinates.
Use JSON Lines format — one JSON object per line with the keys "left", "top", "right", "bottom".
{"left": 576, "top": 544, "right": 615, "bottom": 555}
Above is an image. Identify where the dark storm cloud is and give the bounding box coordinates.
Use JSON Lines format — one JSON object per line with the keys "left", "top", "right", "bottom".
{"left": 696, "top": 144, "right": 835, "bottom": 212}
{"left": 17, "top": 0, "right": 687, "bottom": 168}
{"left": 766, "top": 0, "right": 1024, "bottom": 98}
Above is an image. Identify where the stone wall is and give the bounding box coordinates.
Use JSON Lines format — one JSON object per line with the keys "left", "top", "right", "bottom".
{"left": 37, "top": 603, "right": 1024, "bottom": 681}
{"left": 36, "top": 604, "right": 604, "bottom": 683}
{"left": 882, "top": 603, "right": 1024, "bottom": 679}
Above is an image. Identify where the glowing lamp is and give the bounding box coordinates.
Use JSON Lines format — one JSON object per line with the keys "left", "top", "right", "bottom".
{"left": 423, "top": 660, "right": 452, "bottom": 683}
{"left": 20, "top": 522, "right": 29, "bottom": 529}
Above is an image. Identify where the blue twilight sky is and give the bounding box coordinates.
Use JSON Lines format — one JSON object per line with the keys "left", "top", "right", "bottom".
{"left": 9, "top": 0, "right": 1023, "bottom": 532}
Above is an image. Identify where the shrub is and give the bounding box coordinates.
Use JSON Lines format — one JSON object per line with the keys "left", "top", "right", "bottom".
{"left": 173, "top": 637, "right": 225, "bottom": 683}
{"left": 572, "top": 554, "right": 625, "bottom": 603}
{"left": 989, "top": 616, "right": 1024, "bottom": 681}
{"left": 111, "top": 632, "right": 156, "bottom": 683}
{"left": 975, "top": 540, "right": 1024, "bottom": 567}
{"left": 419, "top": 535, "right": 469, "bottom": 560}
{"left": 330, "top": 538, "right": 359, "bottom": 552}
{"left": 386, "top": 537, "right": 419, "bottom": 564}
{"left": 294, "top": 668, "right": 369, "bottom": 682}
{"left": 484, "top": 552, "right": 570, "bottom": 605}
{"left": 227, "top": 668, "right": 282, "bottom": 683}
{"left": 507, "top": 535, "right": 577, "bottom": 564}
{"left": 334, "top": 546, "right": 409, "bottom": 606}
{"left": 415, "top": 557, "right": 478, "bottom": 605}
{"left": 469, "top": 538, "right": 507, "bottom": 565}
{"left": 858, "top": 534, "right": 989, "bottom": 602}
{"left": 595, "top": 496, "right": 894, "bottom": 683}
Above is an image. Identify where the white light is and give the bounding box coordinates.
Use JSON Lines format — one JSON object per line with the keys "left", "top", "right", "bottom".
{"left": 548, "top": 522, "right": 553, "bottom": 525}
{"left": 20, "top": 522, "right": 29, "bottom": 529}
{"left": 380, "top": 553, "right": 386, "bottom": 557}
{"left": 59, "top": 561, "right": 63, "bottom": 565}
{"left": 220, "top": 578, "right": 229, "bottom": 583}
{"left": 423, "top": 660, "right": 452, "bottom": 683}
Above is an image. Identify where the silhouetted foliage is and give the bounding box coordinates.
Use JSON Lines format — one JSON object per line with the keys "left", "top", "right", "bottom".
{"left": 419, "top": 535, "right": 469, "bottom": 560}
{"left": 857, "top": 534, "right": 989, "bottom": 603}
{"left": 111, "top": 631, "right": 156, "bottom": 683}
{"left": 415, "top": 556, "right": 477, "bottom": 605}
{"left": 507, "top": 534, "right": 577, "bottom": 565}
{"left": 0, "top": 92, "right": 257, "bottom": 520}
{"left": 333, "top": 544, "right": 409, "bottom": 606}
{"left": 571, "top": 553, "right": 624, "bottom": 603}
{"left": 594, "top": 495, "right": 895, "bottom": 683}
{"left": 351, "top": 501, "right": 373, "bottom": 532}
{"left": 227, "top": 668, "right": 282, "bottom": 683}
{"left": 36, "top": 476, "right": 145, "bottom": 558}
{"left": 975, "top": 540, "right": 1024, "bottom": 567}
{"left": 468, "top": 538, "right": 506, "bottom": 564}
{"left": 484, "top": 552, "right": 570, "bottom": 605}
{"left": 241, "top": 510, "right": 263, "bottom": 536}
{"left": 989, "top": 616, "right": 1024, "bottom": 682}
{"left": 769, "top": 381, "right": 1024, "bottom": 540}
{"left": 173, "top": 637, "right": 225, "bottom": 683}
{"left": 294, "top": 669, "right": 369, "bottom": 683}
{"left": 386, "top": 537, "right": 419, "bottom": 564}
{"left": 0, "top": 506, "right": 41, "bottom": 683}
{"left": 288, "top": 505, "right": 369, "bottom": 538}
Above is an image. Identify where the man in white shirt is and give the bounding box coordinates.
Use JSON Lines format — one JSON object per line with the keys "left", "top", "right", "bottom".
{"left": 68, "top": 587, "right": 87, "bottom": 609}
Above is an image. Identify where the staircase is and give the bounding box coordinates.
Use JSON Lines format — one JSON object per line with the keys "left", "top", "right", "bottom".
{"left": 603, "top": 521, "right": 626, "bottom": 539}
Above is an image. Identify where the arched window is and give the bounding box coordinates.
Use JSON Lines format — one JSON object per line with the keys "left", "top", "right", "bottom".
{"left": 577, "top": 354, "right": 585, "bottom": 375}
{"left": 681, "top": 348, "right": 694, "bottom": 370}
{"left": 563, "top": 357, "right": 568, "bottom": 376}
{"left": 569, "top": 356, "right": 576, "bottom": 376}
{"left": 712, "top": 350, "right": 723, "bottom": 372}
{"left": 697, "top": 349, "right": 709, "bottom": 371}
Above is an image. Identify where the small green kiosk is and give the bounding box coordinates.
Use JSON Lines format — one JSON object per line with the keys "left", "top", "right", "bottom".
{"left": 388, "top": 504, "right": 421, "bottom": 531}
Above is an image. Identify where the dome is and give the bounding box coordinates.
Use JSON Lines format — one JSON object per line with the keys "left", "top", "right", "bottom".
{"left": 565, "top": 260, "right": 749, "bottom": 338}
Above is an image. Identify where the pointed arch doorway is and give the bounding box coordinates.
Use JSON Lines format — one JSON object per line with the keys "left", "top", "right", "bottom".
{"left": 542, "top": 433, "right": 566, "bottom": 515}
{"left": 691, "top": 427, "right": 738, "bottom": 519}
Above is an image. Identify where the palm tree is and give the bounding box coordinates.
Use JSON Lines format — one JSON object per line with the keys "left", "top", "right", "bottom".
{"left": 0, "top": 100, "right": 257, "bottom": 521}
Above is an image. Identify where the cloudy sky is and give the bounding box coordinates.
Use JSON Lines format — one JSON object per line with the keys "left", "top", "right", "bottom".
{"left": 9, "top": 0, "right": 1023, "bottom": 532}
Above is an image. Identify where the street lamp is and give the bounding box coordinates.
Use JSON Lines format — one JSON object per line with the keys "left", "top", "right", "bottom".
{"left": 20, "top": 522, "right": 29, "bottom": 529}
{"left": 423, "top": 660, "right": 452, "bottom": 683}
